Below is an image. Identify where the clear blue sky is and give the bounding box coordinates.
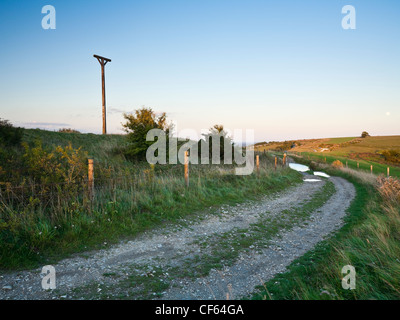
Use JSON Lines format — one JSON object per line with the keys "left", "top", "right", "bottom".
{"left": 0, "top": 0, "right": 399, "bottom": 142}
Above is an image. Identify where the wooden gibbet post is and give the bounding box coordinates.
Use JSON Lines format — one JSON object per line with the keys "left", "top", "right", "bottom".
{"left": 88, "top": 158, "right": 94, "bottom": 200}
{"left": 184, "top": 151, "right": 189, "bottom": 188}
{"left": 256, "top": 155, "right": 260, "bottom": 174}
{"left": 93, "top": 54, "right": 111, "bottom": 134}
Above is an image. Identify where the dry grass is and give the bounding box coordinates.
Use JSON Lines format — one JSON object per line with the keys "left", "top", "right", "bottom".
{"left": 377, "top": 176, "right": 400, "bottom": 204}
{"left": 338, "top": 167, "right": 378, "bottom": 186}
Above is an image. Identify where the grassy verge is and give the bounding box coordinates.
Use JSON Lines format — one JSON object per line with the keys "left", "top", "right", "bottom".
{"left": 251, "top": 160, "right": 400, "bottom": 300}
{"left": 0, "top": 151, "right": 302, "bottom": 270}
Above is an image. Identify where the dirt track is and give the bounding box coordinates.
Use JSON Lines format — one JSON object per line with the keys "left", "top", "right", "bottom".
{"left": 0, "top": 173, "right": 355, "bottom": 300}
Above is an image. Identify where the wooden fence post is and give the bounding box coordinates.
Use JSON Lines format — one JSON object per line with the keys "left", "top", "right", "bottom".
{"left": 88, "top": 158, "right": 94, "bottom": 200}
{"left": 184, "top": 151, "right": 189, "bottom": 188}
{"left": 357, "top": 162, "right": 359, "bottom": 169}
{"left": 370, "top": 165, "right": 373, "bottom": 175}
{"left": 387, "top": 167, "right": 390, "bottom": 177}
{"left": 283, "top": 153, "right": 287, "bottom": 166}
{"left": 275, "top": 156, "right": 277, "bottom": 171}
{"left": 256, "top": 155, "right": 260, "bottom": 174}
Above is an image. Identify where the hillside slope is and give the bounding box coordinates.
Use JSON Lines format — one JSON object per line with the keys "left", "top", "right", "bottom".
{"left": 22, "top": 129, "right": 127, "bottom": 165}
{"left": 254, "top": 135, "right": 400, "bottom": 167}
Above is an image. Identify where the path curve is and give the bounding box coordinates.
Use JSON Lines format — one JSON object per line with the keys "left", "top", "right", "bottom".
{"left": 0, "top": 174, "right": 355, "bottom": 300}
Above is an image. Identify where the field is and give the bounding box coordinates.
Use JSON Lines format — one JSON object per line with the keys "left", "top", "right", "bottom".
{"left": 324, "top": 137, "right": 356, "bottom": 145}
{"left": 254, "top": 135, "right": 400, "bottom": 178}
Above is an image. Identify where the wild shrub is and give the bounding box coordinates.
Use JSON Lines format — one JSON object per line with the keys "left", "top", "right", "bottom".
{"left": 274, "top": 141, "right": 295, "bottom": 151}
{"left": 0, "top": 118, "right": 23, "bottom": 147}
{"left": 58, "top": 128, "right": 81, "bottom": 133}
{"left": 22, "top": 140, "right": 88, "bottom": 186}
{"left": 0, "top": 140, "right": 89, "bottom": 208}
{"left": 122, "top": 107, "right": 171, "bottom": 160}
{"left": 332, "top": 160, "right": 344, "bottom": 168}
{"left": 309, "top": 161, "right": 319, "bottom": 171}
{"left": 198, "top": 125, "right": 235, "bottom": 162}
{"left": 381, "top": 149, "right": 400, "bottom": 164}
{"left": 0, "top": 119, "right": 24, "bottom": 183}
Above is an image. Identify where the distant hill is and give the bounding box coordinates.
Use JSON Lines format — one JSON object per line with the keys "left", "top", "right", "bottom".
{"left": 252, "top": 135, "right": 400, "bottom": 167}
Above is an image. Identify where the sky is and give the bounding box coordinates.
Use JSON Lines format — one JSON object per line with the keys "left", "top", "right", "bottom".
{"left": 0, "top": 0, "right": 399, "bottom": 143}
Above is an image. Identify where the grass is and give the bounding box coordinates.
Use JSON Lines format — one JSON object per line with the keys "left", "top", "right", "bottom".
{"left": 297, "top": 152, "right": 400, "bottom": 178}
{"left": 23, "top": 128, "right": 126, "bottom": 164}
{"left": 69, "top": 180, "right": 336, "bottom": 300}
{"left": 325, "top": 137, "right": 356, "bottom": 144}
{"left": 334, "top": 135, "right": 400, "bottom": 154}
{"left": 251, "top": 159, "right": 400, "bottom": 300}
{"left": 0, "top": 129, "right": 302, "bottom": 270}
{"left": 254, "top": 135, "right": 400, "bottom": 171}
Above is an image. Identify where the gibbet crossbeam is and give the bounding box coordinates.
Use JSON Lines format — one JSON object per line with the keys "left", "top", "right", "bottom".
{"left": 94, "top": 54, "right": 111, "bottom": 134}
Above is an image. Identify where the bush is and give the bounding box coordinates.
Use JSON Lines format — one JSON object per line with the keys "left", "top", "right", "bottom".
{"left": 381, "top": 149, "right": 400, "bottom": 164}
{"left": 58, "top": 128, "right": 81, "bottom": 133}
{"left": 122, "top": 107, "right": 171, "bottom": 161}
{"left": 0, "top": 118, "right": 23, "bottom": 146}
{"left": 274, "top": 141, "right": 296, "bottom": 151}
{"left": 0, "top": 119, "right": 24, "bottom": 182}
{"left": 22, "top": 140, "right": 88, "bottom": 185}
{"left": 332, "top": 160, "right": 344, "bottom": 168}
{"left": 198, "top": 125, "right": 235, "bottom": 162}
{"left": 361, "top": 131, "right": 370, "bottom": 138}
{"left": 309, "top": 161, "right": 319, "bottom": 171}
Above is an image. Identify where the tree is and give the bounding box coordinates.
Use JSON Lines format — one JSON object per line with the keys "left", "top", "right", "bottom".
{"left": 122, "top": 107, "right": 170, "bottom": 160}
{"left": 198, "top": 124, "right": 235, "bottom": 162}
{"left": 361, "top": 131, "right": 370, "bottom": 138}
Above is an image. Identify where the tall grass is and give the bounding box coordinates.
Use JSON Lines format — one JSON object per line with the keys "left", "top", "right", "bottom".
{"left": 0, "top": 141, "right": 301, "bottom": 270}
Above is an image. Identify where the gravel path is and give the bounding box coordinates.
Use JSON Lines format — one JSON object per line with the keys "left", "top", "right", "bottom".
{"left": 0, "top": 174, "right": 355, "bottom": 300}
